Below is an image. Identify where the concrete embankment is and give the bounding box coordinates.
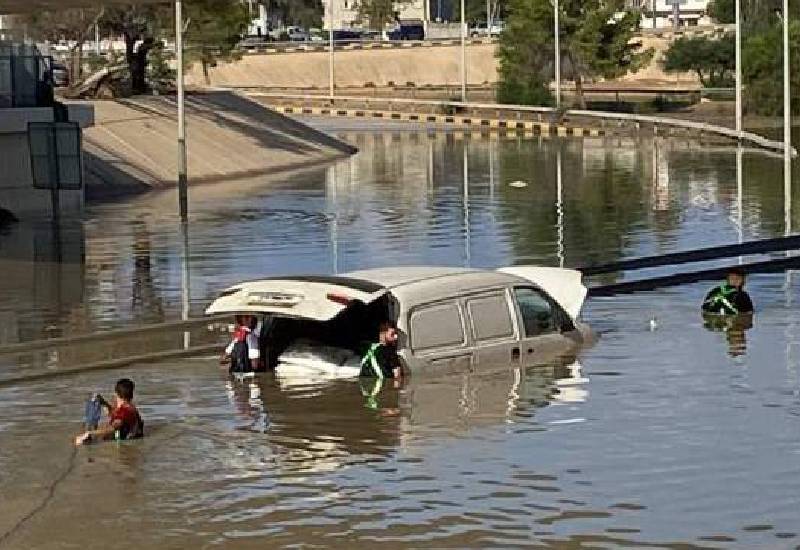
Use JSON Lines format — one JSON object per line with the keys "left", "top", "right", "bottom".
{"left": 187, "top": 44, "right": 499, "bottom": 89}
{"left": 188, "top": 32, "right": 702, "bottom": 90}
{"left": 82, "top": 91, "right": 356, "bottom": 199}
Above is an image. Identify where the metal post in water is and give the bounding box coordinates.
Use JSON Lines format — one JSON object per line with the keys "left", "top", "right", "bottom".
{"left": 329, "top": 0, "right": 335, "bottom": 99}
{"left": 461, "top": 0, "right": 467, "bottom": 102}
{"left": 463, "top": 143, "right": 470, "bottom": 267}
{"left": 556, "top": 145, "right": 564, "bottom": 268}
{"left": 180, "top": 218, "right": 191, "bottom": 349}
{"left": 737, "top": 145, "right": 744, "bottom": 264}
{"left": 554, "top": 0, "right": 560, "bottom": 108}
{"left": 176, "top": 0, "right": 188, "bottom": 221}
{"left": 735, "top": 0, "right": 742, "bottom": 136}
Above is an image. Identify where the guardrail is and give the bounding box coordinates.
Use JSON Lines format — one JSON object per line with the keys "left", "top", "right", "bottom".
{"left": 247, "top": 91, "right": 797, "bottom": 156}
{"left": 0, "top": 315, "right": 229, "bottom": 356}
{"left": 237, "top": 37, "right": 495, "bottom": 55}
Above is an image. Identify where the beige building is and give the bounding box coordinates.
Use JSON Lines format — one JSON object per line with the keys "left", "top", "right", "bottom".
{"left": 323, "top": 0, "right": 429, "bottom": 30}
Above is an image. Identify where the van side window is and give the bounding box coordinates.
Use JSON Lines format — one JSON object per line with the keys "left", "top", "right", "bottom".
{"left": 410, "top": 302, "right": 465, "bottom": 352}
{"left": 467, "top": 293, "right": 514, "bottom": 342}
{"left": 514, "top": 288, "right": 558, "bottom": 337}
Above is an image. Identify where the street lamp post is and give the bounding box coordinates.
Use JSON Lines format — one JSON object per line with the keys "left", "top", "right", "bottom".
{"left": 329, "top": 0, "right": 335, "bottom": 99}
{"left": 554, "top": 0, "right": 560, "bottom": 108}
{"left": 461, "top": 0, "right": 467, "bottom": 102}
{"left": 175, "top": 0, "right": 188, "bottom": 221}
{"left": 735, "top": 0, "right": 742, "bottom": 135}
{"left": 782, "top": 0, "right": 791, "bottom": 163}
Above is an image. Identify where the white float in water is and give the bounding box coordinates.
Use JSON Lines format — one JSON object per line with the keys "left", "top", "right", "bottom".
{"left": 508, "top": 180, "right": 529, "bottom": 188}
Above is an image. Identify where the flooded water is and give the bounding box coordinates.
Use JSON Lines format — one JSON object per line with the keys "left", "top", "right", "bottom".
{"left": 1, "top": 131, "right": 799, "bottom": 548}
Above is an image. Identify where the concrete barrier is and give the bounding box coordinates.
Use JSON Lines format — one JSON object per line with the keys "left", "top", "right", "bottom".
{"left": 272, "top": 102, "right": 605, "bottom": 138}
{"left": 248, "top": 92, "right": 795, "bottom": 155}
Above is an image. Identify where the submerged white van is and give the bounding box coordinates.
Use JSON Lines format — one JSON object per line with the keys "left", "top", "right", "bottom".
{"left": 205, "top": 266, "right": 592, "bottom": 375}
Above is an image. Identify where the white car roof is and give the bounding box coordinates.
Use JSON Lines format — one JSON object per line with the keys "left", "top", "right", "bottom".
{"left": 205, "top": 266, "right": 587, "bottom": 321}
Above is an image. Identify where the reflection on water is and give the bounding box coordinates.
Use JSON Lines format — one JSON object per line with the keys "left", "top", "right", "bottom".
{"left": 0, "top": 132, "right": 798, "bottom": 547}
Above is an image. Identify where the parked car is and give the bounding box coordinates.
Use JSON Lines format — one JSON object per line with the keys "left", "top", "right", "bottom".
{"left": 50, "top": 62, "right": 69, "bottom": 88}
{"left": 287, "top": 26, "right": 310, "bottom": 42}
{"left": 205, "top": 266, "right": 592, "bottom": 376}
{"left": 387, "top": 19, "right": 425, "bottom": 41}
{"left": 470, "top": 20, "right": 505, "bottom": 37}
{"left": 331, "top": 29, "right": 364, "bottom": 44}
{"left": 238, "top": 35, "right": 267, "bottom": 50}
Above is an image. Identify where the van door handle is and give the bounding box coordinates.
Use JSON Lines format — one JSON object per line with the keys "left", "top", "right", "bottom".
{"left": 527, "top": 347, "right": 534, "bottom": 354}
{"left": 512, "top": 347, "right": 520, "bottom": 359}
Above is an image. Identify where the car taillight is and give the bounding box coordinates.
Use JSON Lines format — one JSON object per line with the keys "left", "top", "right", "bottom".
{"left": 327, "top": 292, "right": 352, "bottom": 306}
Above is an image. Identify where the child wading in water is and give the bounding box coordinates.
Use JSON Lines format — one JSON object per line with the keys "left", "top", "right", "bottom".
{"left": 75, "top": 378, "right": 144, "bottom": 446}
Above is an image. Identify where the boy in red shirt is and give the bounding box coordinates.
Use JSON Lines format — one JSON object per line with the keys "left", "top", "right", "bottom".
{"left": 75, "top": 378, "right": 144, "bottom": 446}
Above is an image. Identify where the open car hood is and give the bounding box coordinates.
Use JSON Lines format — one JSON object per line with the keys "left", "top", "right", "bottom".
{"left": 498, "top": 266, "right": 587, "bottom": 320}
{"left": 204, "top": 276, "right": 387, "bottom": 321}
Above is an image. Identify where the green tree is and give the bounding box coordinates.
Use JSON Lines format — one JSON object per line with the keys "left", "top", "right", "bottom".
{"left": 18, "top": 8, "right": 105, "bottom": 86}
{"left": 707, "top": 0, "right": 734, "bottom": 24}
{"left": 354, "top": 0, "right": 413, "bottom": 29}
{"left": 263, "top": 0, "right": 323, "bottom": 29}
{"left": 663, "top": 33, "right": 735, "bottom": 87}
{"left": 181, "top": 0, "right": 251, "bottom": 84}
{"left": 497, "top": 0, "right": 652, "bottom": 107}
{"left": 100, "top": 4, "right": 167, "bottom": 94}
{"left": 742, "top": 19, "right": 800, "bottom": 115}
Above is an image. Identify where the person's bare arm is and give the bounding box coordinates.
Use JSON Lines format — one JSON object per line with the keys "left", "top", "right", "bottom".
{"left": 75, "top": 419, "right": 122, "bottom": 446}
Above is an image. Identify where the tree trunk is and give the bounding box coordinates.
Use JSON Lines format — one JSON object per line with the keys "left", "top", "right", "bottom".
{"left": 129, "top": 38, "right": 154, "bottom": 95}
{"left": 574, "top": 74, "right": 586, "bottom": 109}
{"left": 202, "top": 59, "right": 211, "bottom": 86}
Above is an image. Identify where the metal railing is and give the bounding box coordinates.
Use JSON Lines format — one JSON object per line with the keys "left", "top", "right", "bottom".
{"left": 246, "top": 91, "right": 796, "bottom": 156}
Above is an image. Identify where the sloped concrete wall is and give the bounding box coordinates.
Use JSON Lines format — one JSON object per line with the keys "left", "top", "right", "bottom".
{"left": 82, "top": 91, "right": 356, "bottom": 198}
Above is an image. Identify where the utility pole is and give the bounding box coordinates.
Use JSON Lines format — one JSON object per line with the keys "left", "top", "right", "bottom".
{"left": 328, "top": 0, "right": 335, "bottom": 98}
{"left": 652, "top": 0, "right": 657, "bottom": 29}
{"left": 735, "top": 0, "right": 742, "bottom": 135}
{"left": 782, "top": 0, "right": 792, "bottom": 241}
{"left": 461, "top": 0, "right": 466, "bottom": 102}
{"left": 176, "top": 0, "right": 188, "bottom": 221}
{"left": 554, "top": 0, "right": 560, "bottom": 108}
{"left": 782, "top": 0, "right": 791, "bottom": 163}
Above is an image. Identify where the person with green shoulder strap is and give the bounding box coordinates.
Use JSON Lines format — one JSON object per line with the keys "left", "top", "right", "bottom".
{"left": 702, "top": 268, "right": 754, "bottom": 316}
{"left": 359, "top": 320, "right": 403, "bottom": 380}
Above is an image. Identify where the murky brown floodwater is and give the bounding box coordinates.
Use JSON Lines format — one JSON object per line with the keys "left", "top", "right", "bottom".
{"left": 0, "top": 131, "right": 799, "bottom": 548}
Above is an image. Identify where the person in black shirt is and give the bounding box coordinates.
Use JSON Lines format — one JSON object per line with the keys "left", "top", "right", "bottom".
{"left": 359, "top": 320, "right": 403, "bottom": 380}
{"left": 702, "top": 268, "right": 754, "bottom": 316}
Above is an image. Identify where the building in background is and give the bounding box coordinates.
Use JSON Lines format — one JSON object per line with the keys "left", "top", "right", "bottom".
{"left": 323, "top": 0, "right": 428, "bottom": 30}
{"left": 629, "top": 0, "right": 713, "bottom": 29}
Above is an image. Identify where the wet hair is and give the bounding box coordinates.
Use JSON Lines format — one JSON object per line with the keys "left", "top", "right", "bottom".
{"left": 115, "top": 378, "right": 135, "bottom": 401}
{"left": 727, "top": 268, "right": 746, "bottom": 278}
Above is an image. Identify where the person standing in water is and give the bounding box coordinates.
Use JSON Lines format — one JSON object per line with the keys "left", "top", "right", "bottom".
{"left": 702, "top": 268, "right": 754, "bottom": 316}
{"left": 360, "top": 320, "right": 403, "bottom": 380}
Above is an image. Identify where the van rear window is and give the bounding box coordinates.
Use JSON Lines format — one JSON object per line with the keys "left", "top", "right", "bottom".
{"left": 410, "top": 302, "right": 465, "bottom": 352}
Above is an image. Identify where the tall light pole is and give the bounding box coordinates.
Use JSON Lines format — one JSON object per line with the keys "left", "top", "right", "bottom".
{"left": 176, "top": 0, "right": 188, "bottom": 221}
{"left": 782, "top": 0, "right": 791, "bottom": 163}
{"left": 735, "top": 0, "right": 742, "bottom": 136}
{"left": 782, "top": 0, "right": 792, "bottom": 239}
{"left": 461, "top": 0, "right": 467, "bottom": 102}
{"left": 328, "top": 0, "right": 335, "bottom": 98}
{"left": 554, "top": 0, "right": 560, "bottom": 108}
